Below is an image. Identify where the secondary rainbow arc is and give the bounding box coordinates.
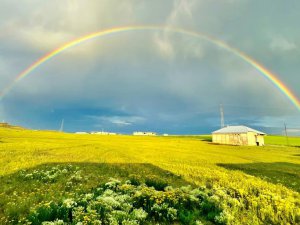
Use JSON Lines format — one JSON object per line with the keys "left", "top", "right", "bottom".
{"left": 1, "top": 25, "right": 299, "bottom": 111}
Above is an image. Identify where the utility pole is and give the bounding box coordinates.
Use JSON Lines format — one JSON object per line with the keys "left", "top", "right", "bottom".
{"left": 59, "top": 119, "right": 64, "bottom": 132}
{"left": 284, "top": 122, "right": 289, "bottom": 146}
{"left": 220, "top": 104, "right": 225, "bottom": 128}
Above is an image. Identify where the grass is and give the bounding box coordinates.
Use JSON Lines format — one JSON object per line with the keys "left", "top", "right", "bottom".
{"left": 0, "top": 163, "right": 189, "bottom": 223}
{"left": 218, "top": 162, "right": 300, "bottom": 192}
{"left": 0, "top": 127, "right": 300, "bottom": 224}
{"left": 265, "top": 135, "right": 300, "bottom": 147}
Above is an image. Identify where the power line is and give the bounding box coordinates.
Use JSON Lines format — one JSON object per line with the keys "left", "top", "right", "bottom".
{"left": 59, "top": 119, "right": 64, "bottom": 132}
{"left": 220, "top": 104, "right": 225, "bottom": 128}
{"left": 284, "top": 122, "right": 289, "bottom": 146}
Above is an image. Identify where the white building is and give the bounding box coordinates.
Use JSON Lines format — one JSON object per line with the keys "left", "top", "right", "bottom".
{"left": 133, "top": 131, "right": 157, "bottom": 136}
{"left": 212, "top": 125, "right": 266, "bottom": 146}
{"left": 91, "top": 131, "right": 117, "bottom": 135}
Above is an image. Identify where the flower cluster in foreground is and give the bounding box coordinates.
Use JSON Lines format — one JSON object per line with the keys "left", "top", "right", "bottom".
{"left": 23, "top": 178, "right": 227, "bottom": 225}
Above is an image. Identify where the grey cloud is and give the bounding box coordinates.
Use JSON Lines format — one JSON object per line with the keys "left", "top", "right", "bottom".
{"left": 90, "top": 115, "right": 145, "bottom": 127}
{"left": 1, "top": 0, "right": 300, "bottom": 133}
{"left": 270, "top": 36, "right": 297, "bottom": 52}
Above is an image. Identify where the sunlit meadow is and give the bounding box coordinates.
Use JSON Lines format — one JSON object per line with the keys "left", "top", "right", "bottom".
{"left": 0, "top": 127, "right": 299, "bottom": 224}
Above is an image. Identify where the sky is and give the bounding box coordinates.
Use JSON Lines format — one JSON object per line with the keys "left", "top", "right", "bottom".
{"left": 0, "top": 0, "right": 300, "bottom": 134}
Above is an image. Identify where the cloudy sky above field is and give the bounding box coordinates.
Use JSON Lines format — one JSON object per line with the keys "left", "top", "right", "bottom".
{"left": 0, "top": 0, "right": 300, "bottom": 134}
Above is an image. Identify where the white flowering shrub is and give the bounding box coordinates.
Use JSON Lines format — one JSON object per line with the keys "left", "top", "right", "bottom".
{"left": 131, "top": 208, "right": 148, "bottom": 221}
{"left": 104, "top": 178, "right": 121, "bottom": 190}
{"left": 215, "top": 210, "right": 234, "bottom": 224}
{"left": 62, "top": 199, "right": 77, "bottom": 209}
{"left": 42, "top": 219, "right": 65, "bottom": 225}
{"left": 18, "top": 165, "right": 80, "bottom": 184}
{"left": 25, "top": 178, "right": 225, "bottom": 225}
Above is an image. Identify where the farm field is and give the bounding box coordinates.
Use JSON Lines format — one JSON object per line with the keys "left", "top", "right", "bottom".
{"left": 265, "top": 135, "right": 300, "bottom": 147}
{"left": 0, "top": 127, "right": 300, "bottom": 224}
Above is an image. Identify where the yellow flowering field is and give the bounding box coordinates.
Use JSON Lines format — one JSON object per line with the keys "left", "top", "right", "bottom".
{"left": 0, "top": 127, "right": 299, "bottom": 224}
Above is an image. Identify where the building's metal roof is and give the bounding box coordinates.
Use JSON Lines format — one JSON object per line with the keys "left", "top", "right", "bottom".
{"left": 212, "top": 125, "right": 266, "bottom": 135}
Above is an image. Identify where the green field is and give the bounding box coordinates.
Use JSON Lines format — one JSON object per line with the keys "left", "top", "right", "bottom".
{"left": 265, "top": 135, "right": 300, "bottom": 147}
{"left": 0, "top": 127, "right": 300, "bottom": 224}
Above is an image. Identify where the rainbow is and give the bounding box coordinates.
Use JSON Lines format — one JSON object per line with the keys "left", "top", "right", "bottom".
{"left": 1, "top": 25, "right": 300, "bottom": 111}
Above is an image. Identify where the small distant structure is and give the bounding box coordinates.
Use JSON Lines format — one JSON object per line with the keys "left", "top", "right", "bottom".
{"left": 91, "top": 131, "right": 117, "bottom": 135}
{"left": 133, "top": 131, "right": 157, "bottom": 136}
{"left": 212, "top": 125, "right": 266, "bottom": 146}
{"left": 163, "top": 133, "right": 169, "bottom": 136}
{"left": 0, "top": 122, "right": 24, "bottom": 130}
{"left": 0, "top": 122, "right": 10, "bottom": 127}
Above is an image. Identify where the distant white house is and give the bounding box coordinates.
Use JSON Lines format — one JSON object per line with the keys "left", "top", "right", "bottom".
{"left": 212, "top": 125, "right": 266, "bottom": 146}
{"left": 91, "top": 131, "right": 117, "bottom": 135}
{"left": 133, "top": 131, "right": 157, "bottom": 136}
{"left": 75, "top": 132, "right": 89, "bottom": 134}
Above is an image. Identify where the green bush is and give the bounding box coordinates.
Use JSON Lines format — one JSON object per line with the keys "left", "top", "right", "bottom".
{"left": 25, "top": 178, "right": 224, "bottom": 224}
{"left": 145, "top": 175, "right": 168, "bottom": 191}
{"left": 128, "top": 174, "right": 142, "bottom": 186}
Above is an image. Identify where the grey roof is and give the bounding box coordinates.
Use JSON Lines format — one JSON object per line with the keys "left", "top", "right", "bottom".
{"left": 212, "top": 125, "right": 266, "bottom": 135}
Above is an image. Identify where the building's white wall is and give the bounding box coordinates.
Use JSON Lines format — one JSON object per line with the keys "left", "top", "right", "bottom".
{"left": 247, "top": 132, "right": 265, "bottom": 146}
{"left": 257, "top": 135, "right": 265, "bottom": 146}
{"left": 247, "top": 132, "right": 256, "bottom": 146}
{"left": 212, "top": 132, "right": 265, "bottom": 146}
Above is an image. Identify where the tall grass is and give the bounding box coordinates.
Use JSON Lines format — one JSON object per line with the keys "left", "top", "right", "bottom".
{"left": 0, "top": 127, "right": 300, "bottom": 224}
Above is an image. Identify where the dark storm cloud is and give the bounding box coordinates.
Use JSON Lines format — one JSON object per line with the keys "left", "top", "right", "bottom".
{"left": 0, "top": 0, "right": 299, "bottom": 134}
